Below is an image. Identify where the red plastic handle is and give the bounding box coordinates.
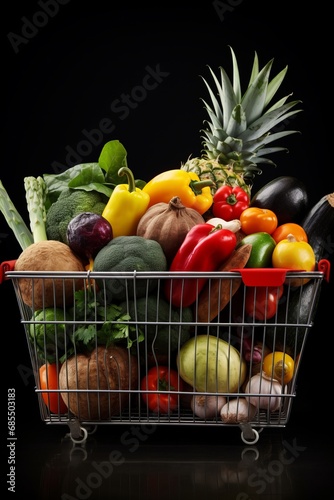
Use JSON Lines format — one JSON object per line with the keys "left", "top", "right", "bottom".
{"left": 231, "top": 259, "right": 331, "bottom": 286}
{"left": 231, "top": 268, "right": 288, "bottom": 287}
{"left": 318, "top": 259, "right": 331, "bottom": 282}
{"left": 0, "top": 260, "right": 16, "bottom": 284}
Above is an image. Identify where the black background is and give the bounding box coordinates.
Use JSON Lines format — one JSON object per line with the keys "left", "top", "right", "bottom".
{"left": 1, "top": 1, "right": 333, "bottom": 497}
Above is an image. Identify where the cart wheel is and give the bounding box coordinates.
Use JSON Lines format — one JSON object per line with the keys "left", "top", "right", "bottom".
{"left": 241, "top": 446, "right": 260, "bottom": 462}
{"left": 70, "top": 426, "right": 88, "bottom": 444}
{"left": 240, "top": 427, "right": 260, "bottom": 445}
{"left": 69, "top": 445, "right": 88, "bottom": 463}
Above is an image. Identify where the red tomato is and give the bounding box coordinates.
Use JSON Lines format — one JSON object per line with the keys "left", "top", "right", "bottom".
{"left": 245, "top": 285, "right": 284, "bottom": 320}
{"left": 39, "top": 363, "right": 67, "bottom": 414}
{"left": 141, "top": 366, "right": 184, "bottom": 413}
{"left": 240, "top": 207, "right": 278, "bottom": 235}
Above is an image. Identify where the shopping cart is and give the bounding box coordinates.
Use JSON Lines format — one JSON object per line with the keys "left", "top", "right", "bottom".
{"left": 1, "top": 259, "right": 330, "bottom": 444}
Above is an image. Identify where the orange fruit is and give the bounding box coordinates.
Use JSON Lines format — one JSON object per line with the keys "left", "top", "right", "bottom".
{"left": 271, "top": 223, "right": 308, "bottom": 244}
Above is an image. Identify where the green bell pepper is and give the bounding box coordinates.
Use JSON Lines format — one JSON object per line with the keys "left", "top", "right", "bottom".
{"left": 238, "top": 231, "right": 276, "bottom": 268}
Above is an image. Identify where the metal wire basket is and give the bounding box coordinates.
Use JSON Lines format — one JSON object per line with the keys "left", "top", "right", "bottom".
{"left": 1, "top": 259, "right": 330, "bottom": 444}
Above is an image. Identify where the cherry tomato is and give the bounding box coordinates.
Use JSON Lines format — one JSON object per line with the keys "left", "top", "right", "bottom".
{"left": 240, "top": 207, "right": 278, "bottom": 235}
{"left": 272, "top": 223, "right": 308, "bottom": 244}
{"left": 39, "top": 363, "right": 67, "bottom": 414}
{"left": 141, "top": 366, "right": 184, "bottom": 413}
{"left": 262, "top": 351, "right": 295, "bottom": 384}
{"left": 245, "top": 285, "right": 284, "bottom": 320}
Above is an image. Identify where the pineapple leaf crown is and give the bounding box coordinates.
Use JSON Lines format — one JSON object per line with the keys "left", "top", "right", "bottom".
{"left": 200, "top": 46, "right": 303, "bottom": 180}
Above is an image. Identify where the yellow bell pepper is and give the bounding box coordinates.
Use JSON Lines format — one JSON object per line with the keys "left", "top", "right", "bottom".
{"left": 102, "top": 167, "right": 150, "bottom": 238}
{"left": 272, "top": 233, "right": 315, "bottom": 271}
{"left": 271, "top": 233, "right": 315, "bottom": 286}
{"left": 142, "top": 169, "right": 214, "bottom": 215}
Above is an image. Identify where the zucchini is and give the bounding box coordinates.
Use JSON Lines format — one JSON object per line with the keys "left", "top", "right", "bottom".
{"left": 301, "top": 192, "right": 334, "bottom": 262}
{"left": 250, "top": 176, "right": 309, "bottom": 225}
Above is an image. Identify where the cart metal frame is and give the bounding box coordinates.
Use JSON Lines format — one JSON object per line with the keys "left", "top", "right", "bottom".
{"left": 2, "top": 261, "right": 330, "bottom": 444}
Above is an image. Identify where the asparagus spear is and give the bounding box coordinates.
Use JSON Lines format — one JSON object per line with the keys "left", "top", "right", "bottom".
{"left": 24, "top": 176, "right": 48, "bottom": 243}
{"left": 0, "top": 179, "right": 33, "bottom": 250}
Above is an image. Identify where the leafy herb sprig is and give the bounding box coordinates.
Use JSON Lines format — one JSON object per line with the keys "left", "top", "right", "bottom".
{"left": 65, "top": 286, "right": 144, "bottom": 357}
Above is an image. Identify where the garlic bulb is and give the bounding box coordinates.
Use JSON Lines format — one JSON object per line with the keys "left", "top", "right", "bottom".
{"left": 191, "top": 394, "right": 226, "bottom": 419}
{"left": 220, "top": 397, "right": 257, "bottom": 424}
{"left": 206, "top": 217, "right": 241, "bottom": 233}
{"left": 244, "top": 372, "right": 282, "bottom": 412}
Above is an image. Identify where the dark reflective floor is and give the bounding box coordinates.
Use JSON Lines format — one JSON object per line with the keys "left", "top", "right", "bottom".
{"left": 13, "top": 413, "right": 333, "bottom": 499}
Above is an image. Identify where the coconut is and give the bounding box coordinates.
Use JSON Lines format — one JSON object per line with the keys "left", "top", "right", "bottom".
{"left": 14, "top": 240, "right": 86, "bottom": 309}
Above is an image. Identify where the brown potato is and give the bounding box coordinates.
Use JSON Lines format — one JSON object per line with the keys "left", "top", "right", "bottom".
{"left": 14, "top": 240, "right": 86, "bottom": 309}
{"left": 59, "top": 345, "right": 139, "bottom": 420}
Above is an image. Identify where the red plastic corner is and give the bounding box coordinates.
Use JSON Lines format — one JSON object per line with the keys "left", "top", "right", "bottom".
{"left": 0, "top": 260, "right": 16, "bottom": 284}
{"left": 318, "top": 259, "right": 331, "bottom": 282}
{"left": 231, "top": 259, "right": 331, "bottom": 286}
{"left": 230, "top": 268, "right": 288, "bottom": 287}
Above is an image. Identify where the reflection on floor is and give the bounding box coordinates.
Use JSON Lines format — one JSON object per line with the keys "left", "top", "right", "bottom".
{"left": 14, "top": 420, "right": 332, "bottom": 499}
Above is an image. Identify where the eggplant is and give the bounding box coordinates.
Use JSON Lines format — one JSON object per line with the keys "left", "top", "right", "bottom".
{"left": 301, "top": 192, "right": 334, "bottom": 263}
{"left": 250, "top": 176, "right": 309, "bottom": 225}
{"left": 264, "top": 277, "right": 324, "bottom": 357}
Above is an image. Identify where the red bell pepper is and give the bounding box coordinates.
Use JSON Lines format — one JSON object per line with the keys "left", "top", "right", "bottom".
{"left": 164, "top": 223, "right": 237, "bottom": 307}
{"left": 212, "top": 185, "right": 250, "bottom": 221}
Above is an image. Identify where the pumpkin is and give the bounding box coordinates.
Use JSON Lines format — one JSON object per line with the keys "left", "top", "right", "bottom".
{"left": 136, "top": 196, "right": 205, "bottom": 264}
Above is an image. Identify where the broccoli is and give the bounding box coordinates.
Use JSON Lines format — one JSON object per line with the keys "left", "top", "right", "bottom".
{"left": 29, "top": 308, "right": 70, "bottom": 363}
{"left": 45, "top": 188, "right": 109, "bottom": 243}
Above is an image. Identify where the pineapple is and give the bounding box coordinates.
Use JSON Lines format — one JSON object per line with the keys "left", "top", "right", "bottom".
{"left": 181, "top": 46, "right": 302, "bottom": 196}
